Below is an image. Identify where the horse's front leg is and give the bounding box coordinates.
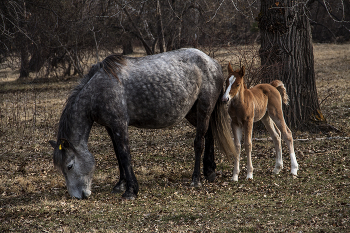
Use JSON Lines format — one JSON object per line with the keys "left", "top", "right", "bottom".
{"left": 203, "top": 124, "right": 216, "bottom": 182}
{"left": 231, "top": 121, "right": 242, "bottom": 181}
{"left": 110, "top": 125, "right": 138, "bottom": 199}
{"left": 106, "top": 127, "right": 127, "bottom": 193}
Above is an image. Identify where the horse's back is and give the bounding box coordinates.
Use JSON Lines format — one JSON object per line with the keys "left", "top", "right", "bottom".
{"left": 122, "top": 49, "right": 223, "bottom": 128}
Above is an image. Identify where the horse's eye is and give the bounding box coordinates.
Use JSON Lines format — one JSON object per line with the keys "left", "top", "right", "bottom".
{"left": 67, "top": 164, "right": 73, "bottom": 170}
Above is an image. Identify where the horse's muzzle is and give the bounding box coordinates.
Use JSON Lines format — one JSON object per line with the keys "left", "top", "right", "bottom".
{"left": 81, "top": 190, "right": 91, "bottom": 199}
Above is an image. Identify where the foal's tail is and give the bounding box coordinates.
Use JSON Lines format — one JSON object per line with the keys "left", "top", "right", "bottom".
{"left": 210, "top": 92, "right": 238, "bottom": 162}
{"left": 270, "top": 80, "right": 290, "bottom": 105}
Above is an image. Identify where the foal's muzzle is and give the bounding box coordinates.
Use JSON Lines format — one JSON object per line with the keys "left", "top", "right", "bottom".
{"left": 222, "top": 96, "right": 230, "bottom": 103}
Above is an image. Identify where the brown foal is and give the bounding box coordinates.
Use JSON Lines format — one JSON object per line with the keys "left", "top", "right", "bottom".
{"left": 222, "top": 63, "right": 298, "bottom": 181}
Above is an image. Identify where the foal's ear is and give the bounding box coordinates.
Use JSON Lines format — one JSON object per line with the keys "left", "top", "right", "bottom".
{"left": 239, "top": 66, "right": 245, "bottom": 77}
{"left": 227, "top": 62, "right": 234, "bottom": 74}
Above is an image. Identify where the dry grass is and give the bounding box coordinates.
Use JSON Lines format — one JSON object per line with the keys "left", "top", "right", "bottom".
{"left": 0, "top": 43, "right": 350, "bottom": 232}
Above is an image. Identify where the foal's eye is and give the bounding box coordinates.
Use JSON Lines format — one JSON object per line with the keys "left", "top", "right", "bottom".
{"left": 67, "top": 164, "right": 73, "bottom": 170}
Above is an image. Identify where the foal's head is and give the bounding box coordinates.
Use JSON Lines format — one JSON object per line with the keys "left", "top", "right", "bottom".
{"left": 222, "top": 63, "right": 245, "bottom": 102}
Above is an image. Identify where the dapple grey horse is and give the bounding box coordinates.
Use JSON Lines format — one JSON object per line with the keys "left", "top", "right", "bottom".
{"left": 49, "top": 48, "right": 236, "bottom": 199}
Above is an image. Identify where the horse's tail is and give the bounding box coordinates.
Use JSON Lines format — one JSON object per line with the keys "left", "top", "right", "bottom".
{"left": 270, "top": 80, "right": 289, "bottom": 105}
{"left": 210, "top": 91, "right": 238, "bottom": 162}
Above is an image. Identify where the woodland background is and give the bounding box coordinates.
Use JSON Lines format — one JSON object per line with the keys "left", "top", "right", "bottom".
{"left": 1, "top": 0, "right": 349, "bottom": 79}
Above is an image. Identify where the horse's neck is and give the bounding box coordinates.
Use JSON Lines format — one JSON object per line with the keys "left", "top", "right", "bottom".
{"left": 58, "top": 103, "right": 93, "bottom": 148}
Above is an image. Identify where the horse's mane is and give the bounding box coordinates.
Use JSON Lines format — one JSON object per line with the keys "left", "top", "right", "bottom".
{"left": 102, "top": 54, "right": 126, "bottom": 81}
{"left": 54, "top": 55, "right": 125, "bottom": 167}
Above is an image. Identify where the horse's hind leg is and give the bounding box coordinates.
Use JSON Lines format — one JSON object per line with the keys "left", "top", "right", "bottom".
{"left": 269, "top": 113, "right": 298, "bottom": 176}
{"left": 186, "top": 106, "right": 216, "bottom": 184}
{"left": 106, "top": 127, "right": 126, "bottom": 193}
{"left": 191, "top": 110, "right": 211, "bottom": 187}
{"left": 261, "top": 115, "right": 283, "bottom": 174}
{"left": 203, "top": 124, "right": 216, "bottom": 182}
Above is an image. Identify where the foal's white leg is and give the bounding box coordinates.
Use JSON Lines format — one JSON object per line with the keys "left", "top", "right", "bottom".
{"left": 231, "top": 122, "right": 242, "bottom": 181}
{"left": 261, "top": 115, "right": 283, "bottom": 174}
{"left": 270, "top": 114, "right": 299, "bottom": 176}
{"left": 244, "top": 121, "right": 254, "bottom": 180}
{"left": 282, "top": 125, "right": 298, "bottom": 175}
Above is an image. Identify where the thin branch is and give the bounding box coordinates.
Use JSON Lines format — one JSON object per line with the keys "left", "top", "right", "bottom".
{"left": 206, "top": 0, "right": 225, "bottom": 23}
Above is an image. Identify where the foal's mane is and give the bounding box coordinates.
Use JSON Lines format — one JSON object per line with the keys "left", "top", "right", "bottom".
{"left": 54, "top": 55, "right": 125, "bottom": 167}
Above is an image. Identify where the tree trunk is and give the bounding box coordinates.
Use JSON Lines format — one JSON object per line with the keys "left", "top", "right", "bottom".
{"left": 19, "top": 44, "right": 30, "bottom": 78}
{"left": 19, "top": 1, "right": 29, "bottom": 79}
{"left": 122, "top": 34, "right": 134, "bottom": 55}
{"left": 258, "top": 0, "right": 326, "bottom": 130}
{"left": 156, "top": 0, "right": 166, "bottom": 53}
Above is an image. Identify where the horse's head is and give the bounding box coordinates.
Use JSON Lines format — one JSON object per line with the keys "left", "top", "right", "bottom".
{"left": 49, "top": 139, "right": 95, "bottom": 199}
{"left": 222, "top": 63, "right": 245, "bottom": 103}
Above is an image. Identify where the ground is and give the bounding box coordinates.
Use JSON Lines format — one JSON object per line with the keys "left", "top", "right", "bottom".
{"left": 0, "top": 43, "right": 349, "bottom": 232}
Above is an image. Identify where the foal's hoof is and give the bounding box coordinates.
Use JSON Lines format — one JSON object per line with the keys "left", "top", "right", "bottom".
{"left": 246, "top": 173, "right": 253, "bottom": 180}
{"left": 291, "top": 168, "right": 298, "bottom": 176}
{"left": 272, "top": 168, "right": 282, "bottom": 174}
{"left": 205, "top": 172, "right": 216, "bottom": 183}
{"left": 112, "top": 180, "right": 126, "bottom": 193}
{"left": 231, "top": 174, "right": 239, "bottom": 182}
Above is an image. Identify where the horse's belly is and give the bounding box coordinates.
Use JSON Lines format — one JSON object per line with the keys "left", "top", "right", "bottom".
{"left": 127, "top": 84, "right": 200, "bottom": 129}
{"left": 128, "top": 100, "right": 196, "bottom": 129}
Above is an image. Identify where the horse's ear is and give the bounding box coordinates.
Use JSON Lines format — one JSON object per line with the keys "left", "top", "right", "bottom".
{"left": 240, "top": 66, "right": 245, "bottom": 77}
{"left": 58, "top": 138, "right": 70, "bottom": 150}
{"left": 228, "top": 62, "right": 234, "bottom": 74}
{"left": 49, "top": 140, "right": 57, "bottom": 148}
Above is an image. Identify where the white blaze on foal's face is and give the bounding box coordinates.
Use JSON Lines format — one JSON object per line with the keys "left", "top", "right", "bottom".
{"left": 222, "top": 75, "right": 236, "bottom": 102}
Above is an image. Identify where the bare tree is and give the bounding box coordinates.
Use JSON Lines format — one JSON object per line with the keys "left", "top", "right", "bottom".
{"left": 257, "top": 0, "right": 329, "bottom": 130}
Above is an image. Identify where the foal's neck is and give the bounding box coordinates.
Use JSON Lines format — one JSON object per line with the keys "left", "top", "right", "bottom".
{"left": 231, "top": 84, "right": 246, "bottom": 107}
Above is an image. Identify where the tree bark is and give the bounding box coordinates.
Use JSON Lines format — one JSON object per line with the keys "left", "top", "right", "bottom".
{"left": 258, "top": 0, "right": 325, "bottom": 130}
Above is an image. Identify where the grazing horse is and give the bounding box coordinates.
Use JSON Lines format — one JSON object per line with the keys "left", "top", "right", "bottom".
{"left": 222, "top": 63, "right": 298, "bottom": 181}
{"left": 49, "top": 48, "right": 237, "bottom": 200}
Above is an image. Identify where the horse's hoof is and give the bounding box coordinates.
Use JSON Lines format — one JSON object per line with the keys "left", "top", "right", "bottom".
{"left": 112, "top": 181, "right": 126, "bottom": 193}
{"left": 190, "top": 181, "right": 202, "bottom": 188}
{"left": 121, "top": 191, "right": 137, "bottom": 200}
{"left": 205, "top": 172, "right": 216, "bottom": 183}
